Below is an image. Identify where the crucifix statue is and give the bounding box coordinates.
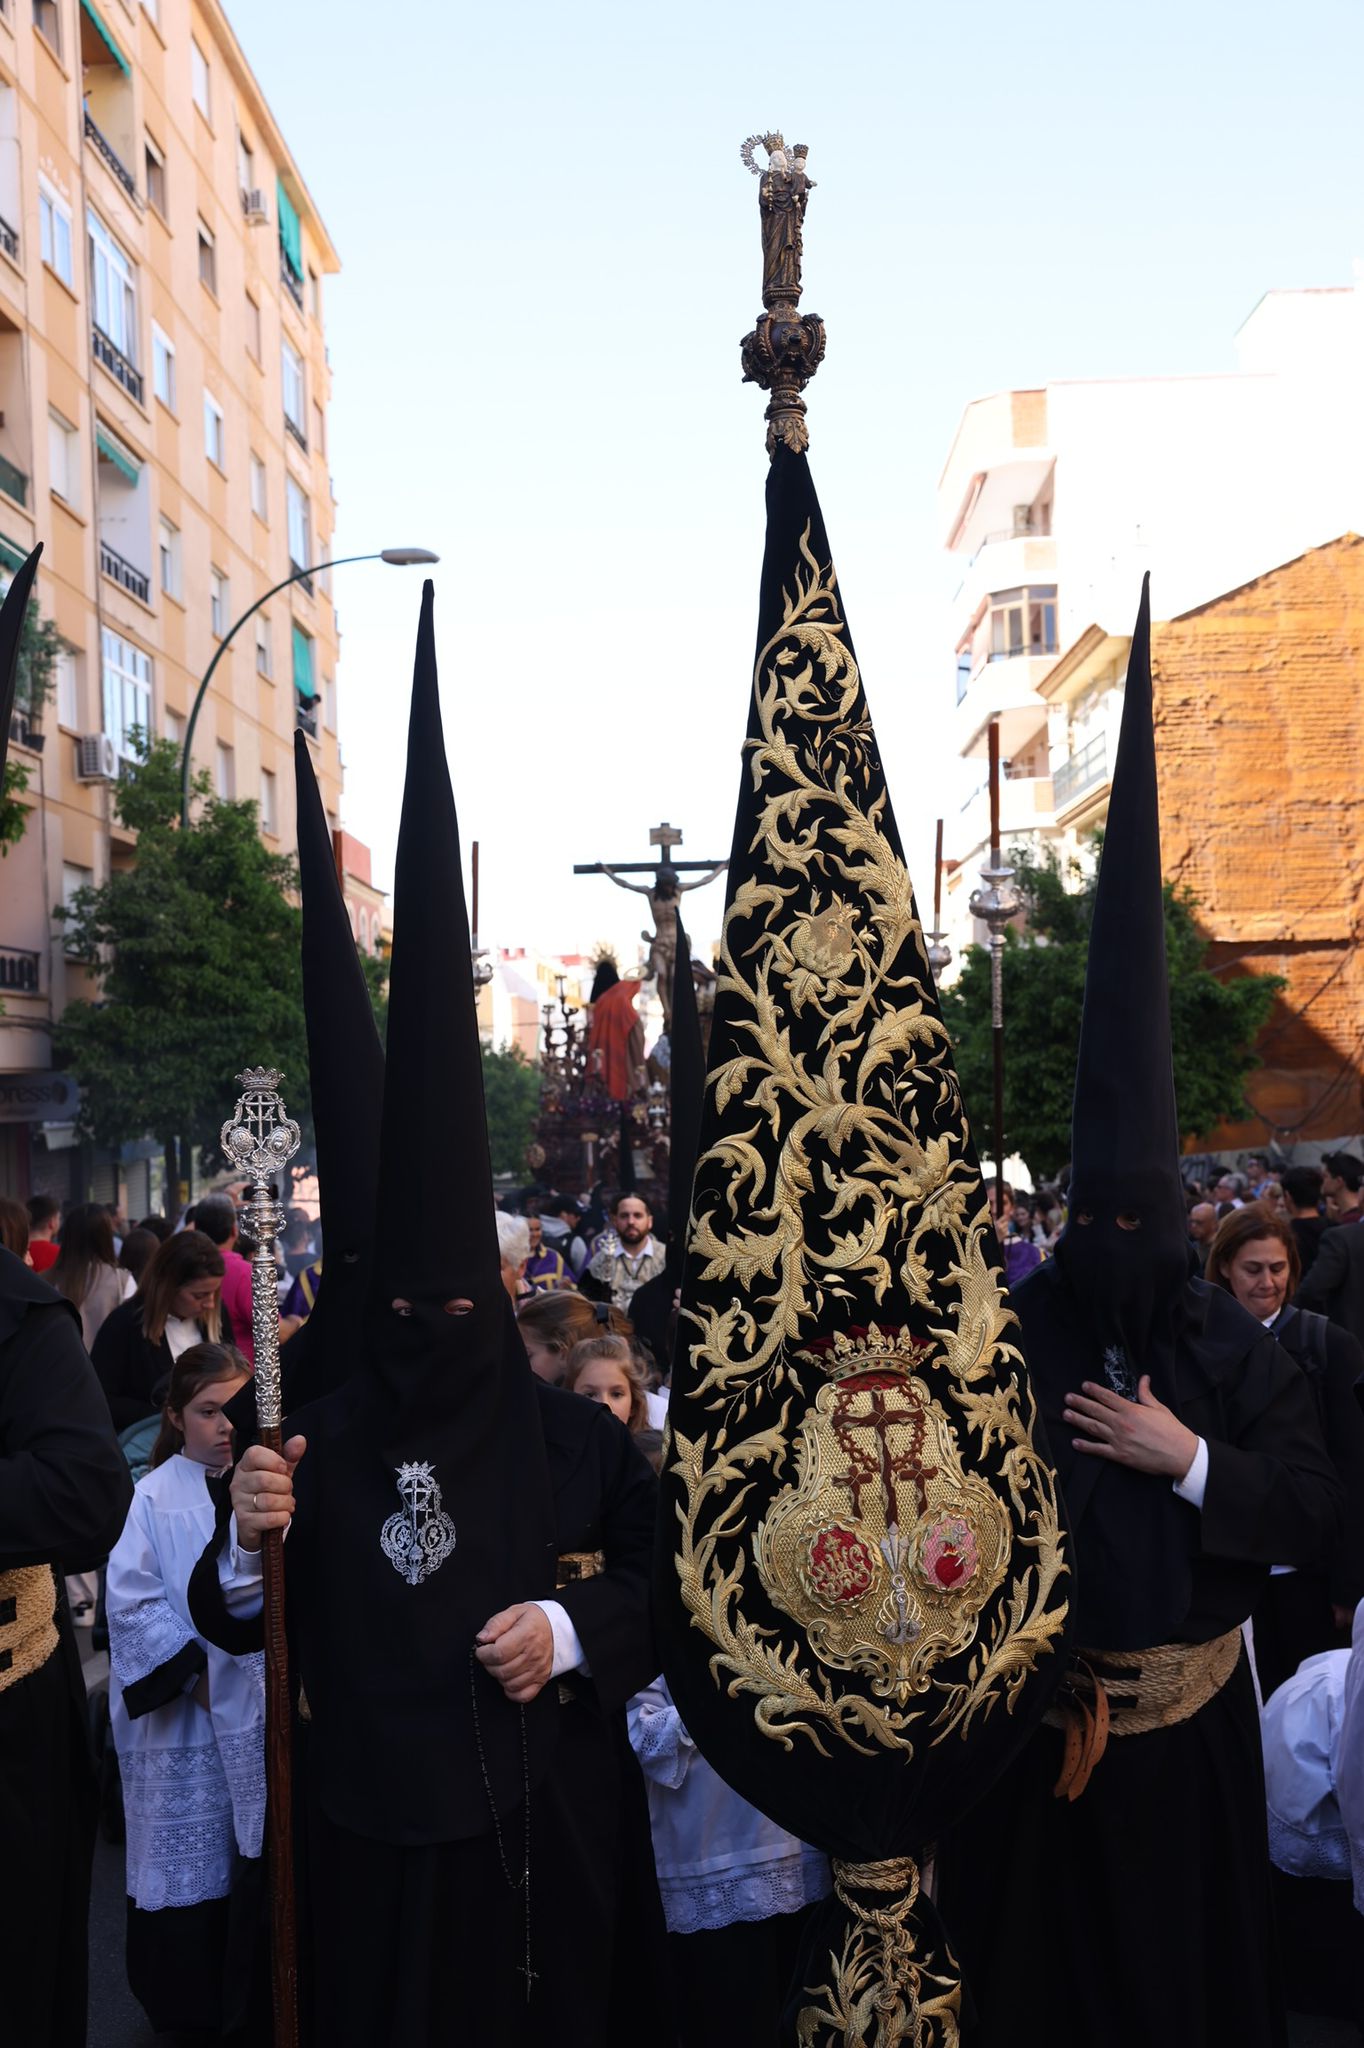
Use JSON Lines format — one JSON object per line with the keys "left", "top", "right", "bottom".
{"left": 574, "top": 823, "right": 727, "bottom": 1028}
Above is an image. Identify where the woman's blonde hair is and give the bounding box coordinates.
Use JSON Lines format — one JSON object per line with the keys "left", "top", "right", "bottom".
{"left": 140, "top": 1230, "right": 225, "bottom": 1347}
{"left": 565, "top": 1333, "right": 648, "bottom": 1432}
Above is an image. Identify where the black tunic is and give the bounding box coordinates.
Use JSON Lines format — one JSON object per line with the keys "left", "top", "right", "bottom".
{"left": 92, "top": 1296, "right": 232, "bottom": 1429}
{"left": 1251, "top": 1303, "right": 1364, "bottom": 1699}
{"left": 0, "top": 1260, "right": 134, "bottom": 2048}
{"left": 196, "top": 1375, "right": 665, "bottom": 2047}
{"left": 940, "top": 1269, "right": 1342, "bottom": 2048}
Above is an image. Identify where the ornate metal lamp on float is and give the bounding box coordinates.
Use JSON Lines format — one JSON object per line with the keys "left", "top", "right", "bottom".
{"left": 966, "top": 723, "right": 1018, "bottom": 1208}
{"left": 219, "top": 1067, "right": 302, "bottom": 2048}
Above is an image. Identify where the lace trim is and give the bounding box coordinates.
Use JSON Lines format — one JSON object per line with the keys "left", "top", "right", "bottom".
{"left": 633, "top": 1706, "right": 691, "bottom": 1790}
{"left": 1267, "top": 1812, "right": 1352, "bottom": 1882}
{"left": 218, "top": 1710, "right": 266, "bottom": 1861}
{"left": 660, "top": 1850, "right": 830, "bottom": 1936}
{"left": 118, "top": 1731, "right": 263, "bottom": 1909}
{"left": 110, "top": 1596, "right": 197, "bottom": 1691}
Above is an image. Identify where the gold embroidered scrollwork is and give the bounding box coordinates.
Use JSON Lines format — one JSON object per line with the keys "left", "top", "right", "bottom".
{"left": 671, "top": 527, "right": 1068, "bottom": 1757}
{"left": 795, "top": 1859, "right": 960, "bottom": 2048}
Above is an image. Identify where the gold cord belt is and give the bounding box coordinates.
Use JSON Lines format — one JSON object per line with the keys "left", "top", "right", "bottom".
{"left": 0, "top": 1566, "right": 60, "bottom": 1693}
{"left": 1046, "top": 1626, "right": 1242, "bottom": 1800}
{"left": 555, "top": 1550, "right": 604, "bottom": 1589}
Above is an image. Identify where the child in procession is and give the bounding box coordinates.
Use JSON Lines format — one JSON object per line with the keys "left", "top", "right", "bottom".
{"left": 106, "top": 1342, "right": 268, "bottom": 2042}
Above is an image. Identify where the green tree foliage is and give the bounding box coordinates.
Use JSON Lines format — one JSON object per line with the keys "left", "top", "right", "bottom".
{"left": 937, "top": 844, "right": 1284, "bottom": 1183}
{"left": 55, "top": 738, "right": 314, "bottom": 1186}
{"left": 481, "top": 1041, "right": 540, "bottom": 1177}
{"left": 0, "top": 600, "right": 71, "bottom": 854}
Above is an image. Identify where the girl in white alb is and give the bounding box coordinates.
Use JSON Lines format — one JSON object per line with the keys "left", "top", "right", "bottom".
{"left": 629, "top": 1676, "right": 829, "bottom": 2047}
{"left": 106, "top": 1341, "right": 266, "bottom": 2039}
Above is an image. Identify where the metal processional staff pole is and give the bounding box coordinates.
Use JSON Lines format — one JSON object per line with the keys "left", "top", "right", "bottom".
{"left": 220, "top": 1068, "right": 302, "bottom": 2048}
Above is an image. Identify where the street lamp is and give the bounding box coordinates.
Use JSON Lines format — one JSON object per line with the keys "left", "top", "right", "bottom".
{"left": 179, "top": 547, "right": 439, "bottom": 827}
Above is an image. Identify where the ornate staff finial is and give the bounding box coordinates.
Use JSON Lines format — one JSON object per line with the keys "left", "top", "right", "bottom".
{"left": 220, "top": 1067, "right": 302, "bottom": 1431}
{"left": 739, "top": 131, "right": 826, "bottom": 457}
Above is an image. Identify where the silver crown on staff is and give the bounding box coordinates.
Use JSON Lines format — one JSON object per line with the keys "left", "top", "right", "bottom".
{"left": 220, "top": 1067, "right": 302, "bottom": 1183}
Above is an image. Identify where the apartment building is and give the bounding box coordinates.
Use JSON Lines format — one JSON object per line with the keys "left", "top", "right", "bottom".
{"left": 937, "top": 284, "right": 1364, "bottom": 963}
{"left": 1033, "top": 535, "right": 1364, "bottom": 1148}
{"left": 0, "top": 0, "right": 343, "bottom": 1207}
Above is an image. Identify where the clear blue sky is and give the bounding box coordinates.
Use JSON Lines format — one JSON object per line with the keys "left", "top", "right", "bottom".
{"left": 227, "top": 0, "right": 1364, "bottom": 966}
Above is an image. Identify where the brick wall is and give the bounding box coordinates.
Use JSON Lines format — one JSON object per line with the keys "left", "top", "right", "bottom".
{"left": 1152, "top": 532, "right": 1364, "bottom": 1144}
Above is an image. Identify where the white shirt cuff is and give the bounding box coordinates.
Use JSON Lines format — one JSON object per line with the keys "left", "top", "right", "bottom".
{"left": 227, "top": 1518, "right": 265, "bottom": 1578}
{"left": 531, "top": 1597, "right": 590, "bottom": 1678}
{"left": 1173, "top": 1435, "right": 1209, "bottom": 1510}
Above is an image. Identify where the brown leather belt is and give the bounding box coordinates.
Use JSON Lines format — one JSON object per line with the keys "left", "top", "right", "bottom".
{"left": 1046, "top": 1626, "right": 1242, "bottom": 1799}
{"left": 0, "top": 1566, "right": 59, "bottom": 1693}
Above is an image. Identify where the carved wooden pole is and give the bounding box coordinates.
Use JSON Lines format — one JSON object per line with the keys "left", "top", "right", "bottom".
{"left": 220, "top": 1070, "right": 301, "bottom": 2048}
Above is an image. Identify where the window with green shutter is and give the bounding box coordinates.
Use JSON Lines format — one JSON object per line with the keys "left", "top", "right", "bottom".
{"left": 277, "top": 180, "right": 303, "bottom": 282}
{"left": 292, "top": 623, "right": 315, "bottom": 700}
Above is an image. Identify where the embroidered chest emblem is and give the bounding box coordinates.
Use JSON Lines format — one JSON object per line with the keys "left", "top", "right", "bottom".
{"left": 753, "top": 1359, "right": 1011, "bottom": 1709}
{"left": 380, "top": 1461, "right": 456, "bottom": 1586}
{"left": 1101, "top": 1343, "right": 1135, "bottom": 1399}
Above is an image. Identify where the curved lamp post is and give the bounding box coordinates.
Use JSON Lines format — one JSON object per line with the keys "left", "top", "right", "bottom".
{"left": 179, "top": 547, "right": 440, "bottom": 827}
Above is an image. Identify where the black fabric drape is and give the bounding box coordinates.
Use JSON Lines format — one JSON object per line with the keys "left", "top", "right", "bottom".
{"left": 657, "top": 446, "right": 1071, "bottom": 2039}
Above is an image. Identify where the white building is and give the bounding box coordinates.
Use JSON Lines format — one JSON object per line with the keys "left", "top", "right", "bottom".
{"left": 936, "top": 282, "right": 1364, "bottom": 962}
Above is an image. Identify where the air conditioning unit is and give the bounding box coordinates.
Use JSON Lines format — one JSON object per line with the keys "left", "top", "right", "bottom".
{"left": 243, "top": 188, "right": 269, "bottom": 226}
{"left": 75, "top": 733, "right": 117, "bottom": 783}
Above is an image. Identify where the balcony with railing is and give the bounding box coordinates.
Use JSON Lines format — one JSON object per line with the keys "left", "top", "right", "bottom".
{"left": 92, "top": 327, "right": 143, "bottom": 404}
{"left": 289, "top": 562, "right": 314, "bottom": 597}
{"left": 1051, "top": 732, "right": 1108, "bottom": 812}
{"left": 0, "top": 453, "right": 27, "bottom": 508}
{"left": 295, "top": 697, "right": 318, "bottom": 739}
{"left": 284, "top": 414, "right": 308, "bottom": 454}
{"left": 0, "top": 215, "right": 18, "bottom": 264}
{"left": 281, "top": 256, "right": 305, "bottom": 312}
{"left": 84, "top": 109, "right": 138, "bottom": 203}
{"left": 100, "top": 539, "right": 150, "bottom": 605}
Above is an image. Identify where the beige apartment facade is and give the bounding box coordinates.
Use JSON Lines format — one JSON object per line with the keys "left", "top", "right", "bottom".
{"left": 0, "top": 0, "right": 344, "bottom": 1209}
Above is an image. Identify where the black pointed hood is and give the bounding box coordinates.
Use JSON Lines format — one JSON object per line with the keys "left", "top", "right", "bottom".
{"left": 664, "top": 910, "right": 703, "bottom": 1277}
{"left": 290, "top": 582, "right": 558, "bottom": 1851}
{"left": 0, "top": 545, "right": 42, "bottom": 783}
{"left": 627, "top": 912, "right": 704, "bottom": 1369}
{"left": 1055, "top": 577, "right": 1188, "bottom": 1358}
{"left": 280, "top": 732, "right": 385, "bottom": 1408}
{"left": 372, "top": 580, "right": 499, "bottom": 1311}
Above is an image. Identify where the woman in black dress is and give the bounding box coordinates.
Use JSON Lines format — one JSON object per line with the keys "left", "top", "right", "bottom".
{"left": 93, "top": 1230, "right": 228, "bottom": 1427}
{"left": 1206, "top": 1200, "right": 1364, "bottom": 1699}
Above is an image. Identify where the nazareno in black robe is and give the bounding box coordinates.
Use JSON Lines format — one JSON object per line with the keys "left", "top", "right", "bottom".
{"left": 938, "top": 1267, "right": 1343, "bottom": 2048}
{"left": 0, "top": 1254, "right": 134, "bottom": 2047}
{"left": 193, "top": 1372, "right": 667, "bottom": 2048}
